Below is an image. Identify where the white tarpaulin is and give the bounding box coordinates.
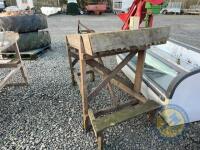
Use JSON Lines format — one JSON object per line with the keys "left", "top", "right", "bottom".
{"left": 41, "top": 7, "right": 61, "bottom": 16}
{"left": 67, "top": 0, "right": 77, "bottom": 3}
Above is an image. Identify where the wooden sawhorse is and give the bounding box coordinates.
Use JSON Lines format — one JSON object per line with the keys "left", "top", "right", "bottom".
{"left": 0, "top": 32, "right": 28, "bottom": 90}
{"left": 66, "top": 26, "right": 170, "bottom": 149}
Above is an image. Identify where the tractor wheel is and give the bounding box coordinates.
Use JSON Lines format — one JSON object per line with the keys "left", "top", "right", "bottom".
{"left": 162, "top": 10, "right": 168, "bottom": 15}
{"left": 0, "top": 14, "right": 48, "bottom": 33}
{"left": 3, "top": 31, "right": 51, "bottom": 52}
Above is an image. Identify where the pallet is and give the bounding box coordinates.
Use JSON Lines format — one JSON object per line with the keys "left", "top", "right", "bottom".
{"left": 1, "top": 45, "right": 51, "bottom": 60}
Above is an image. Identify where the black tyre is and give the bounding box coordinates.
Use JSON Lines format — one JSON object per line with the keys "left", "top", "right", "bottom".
{"left": 67, "top": 3, "right": 80, "bottom": 15}
{"left": 4, "top": 31, "right": 51, "bottom": 52}
{"left": 162, "top": 10, "right": 168, "bottom": 15}
{"left": 0, "top": 14, "right": 48, "bottom": 33}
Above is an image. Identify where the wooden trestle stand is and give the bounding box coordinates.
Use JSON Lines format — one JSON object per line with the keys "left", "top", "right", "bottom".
{"left": 0, "top": 32, "right": 28, "bottom": 90}
{"left": 66, "top": 26, "right": 170, "bottom": 149}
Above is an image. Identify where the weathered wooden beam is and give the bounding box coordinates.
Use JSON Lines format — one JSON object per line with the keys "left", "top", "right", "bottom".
{"left": 87, "top": 51, "right": 137, "bottom": 100}
{"left": 67, "top": 27, "right": 170, "bottom": 56}
{"left": 88, "top": 109, "right": 97, "bottom": 137}
{"left": 87, "top": 59, "right": 147, "bottom": 103}
{"left": 74, "top": 73, "right": 81, "bottom": 88}
{"left": 0, "top": 64, "right": 22, "bottom": 90}
{"left": 95, "top": 100, "right": 138, "bottom": 118}
{"left": 0, "top": 60, "right": 20, "bottom": 68}
{"left": 15, "top": 43, "right": 29, "bottom": 85}
{"left": 79, "top": 36, "right": 89, "bottom": 129}
{"left": 72, "top": 58, "right": 79, "bottom": 67}
{"left": 84, "top": 49, "right": 134, "bottom": 60}
{"left": 134, "top": 50, "right": 146, "bottom": 93}
{"left": 97, "top": 57, "right": 118, "bottom": 107}
{"left": 87, "top": 26, "right": 170, "bottom": 54}
{"left": 92, "top": 100, "right": 161, "bottom": 133}
{"left": 66, "top": 35, "right": 81, "bottom": 50}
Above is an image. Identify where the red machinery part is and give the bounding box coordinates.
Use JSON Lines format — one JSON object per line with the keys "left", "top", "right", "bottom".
{"left": 147, "top": 0, "right": 164, "bottom": 5}
{"left": 118, "top": 0, "right": 164, "bottom": 30}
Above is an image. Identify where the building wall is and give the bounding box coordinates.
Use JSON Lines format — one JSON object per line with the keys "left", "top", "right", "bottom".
{"left": 165, "top": 0, "right": 199, "bottom": 8}
{"left": 5, "top": 0, "right": 200, "bottom": 9}
{"left": 5, "top": 0, "right": 66, "bottom": 7}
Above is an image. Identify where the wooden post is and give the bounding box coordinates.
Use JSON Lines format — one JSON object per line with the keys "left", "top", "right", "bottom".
{"left": 66, "top": 41, "right": 76, "bottom": 85}
{"left": 14, "top": 43, "right": 28, "bottom": 84}
{"left": 129, "top": 16, "right": 140, "bottom": 30}
{"left": 79, "top": 35, "right": 89, "bottom": 129}
{"left": 97, "top": 133, "right": 103, "bottom": 150}
{"left": 134, "top": 50, "right": 146, "bottom": 94}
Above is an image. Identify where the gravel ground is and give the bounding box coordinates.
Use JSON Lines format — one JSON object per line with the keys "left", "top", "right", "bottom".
{"left": 0, "top": 14, "right": 200, "bottom": 150}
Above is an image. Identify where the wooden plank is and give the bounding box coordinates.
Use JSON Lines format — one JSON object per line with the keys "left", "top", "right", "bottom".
{"left": 0, "top": 59, "right": 20, "bottom": 68}
{"left": 20, "top": 63, "right": 29, "bottom": 85}
{"left": 92, "top": 100, "right": 161, "bottom": 133}
{"left": 0, "top": 38, "right": 29, "bottom": 90}
{"left": 0, "top": 64, "right": 22, "bottom": 90}
{"left": 78, "top": 20, "right": 95, "bottom": 34}
{"left": 97, "top": 133, "right": 103, "bottom": 150}
{"left": 87, "top": 26, "right": 170, "bottom": 54}
{"left": 87, "top": 59, "right": 147, "bottom": 103}
{"left": 67, "top": 34, "right": 93, "bottom": 56}
{"left": 6, "top": 83, "right": 28, "bottom": 86}
{"left": 88, "top": 109, "right": 97, "bottom": 137}
{"left": 95, "top": 100, "right": 138, "bottom": 118}
{"left": 70, "top": 51, "right": 79, "bottom": 59}
{"left": 82, "top": 49, "right": 133, "bottom": 60}
{"left": 110, "top": 78, "right": 146, "bottom": 103}
{"left": 134, "top": 50, "right": 146, "bottom": 93}
{"left": 72, "top": 58, "right": 79, "bottom": 67}
{"left": 79, "top": 36, "right": 89, "bottom": 129}
{"left": 87, "top": 51, "right": 137, "bottom": 100}
{"left": 15, "top": 43, "right": 29, "bottom": 85}
{"left": 66, "top": 34, "right": 81, "bottom": 50}
{"left": 81, "top": 34, "right": 93, "bottom": 56}
{"left": 97, "top": 57, "right": 118, "bottom": 107}
{"left": 66, "top": 37, "right": 76, "bottom": 86}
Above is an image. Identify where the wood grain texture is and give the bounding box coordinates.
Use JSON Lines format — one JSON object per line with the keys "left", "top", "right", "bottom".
{"left": 88, "top": 26, "right": 170, "bottom": 53}
{"left": 92, "top": 100, "right": 161, "bottom": 133}
{"left": 66, "top": 34, "right": 81, "bottom": 50}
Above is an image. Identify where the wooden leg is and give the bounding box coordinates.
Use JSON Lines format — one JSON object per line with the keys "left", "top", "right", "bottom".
{"left": 0, "top": 65, "right": 21, "bottom": 90}
{"left": 97, "top": 133, "right": 103, "bottom": 150}
{"left": 79, "top": 57, "right": 89, "bottom": 129}
{"left": 88, "top": 51, "right": 136, "bottom": 100}
{"left": 147, "top": 109, "right": 157, "bottom": 122}
{"left": 14, "top": 43, "right": 22, "bottom": 60}
{"left": 87, "top": 59, "right": 146, "bottom": 103}
{"left": 134, "top": 50, "right": 146, "bottom": 94}
{"left": 20, "top": 64, "right": 28, "bottom": 84}
{"left": 79, "top": 36, "right": 89, "bottom": 130}
{"left": 68, "top": 47, "right": 76, "bottom": 86}
{"left": 14, "top": 43, "right": 29, "bottom": 85}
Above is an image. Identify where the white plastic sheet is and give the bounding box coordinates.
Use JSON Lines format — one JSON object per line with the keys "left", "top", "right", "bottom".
{"left": 41, "top": 7, "right": 61, "bottom": 16}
